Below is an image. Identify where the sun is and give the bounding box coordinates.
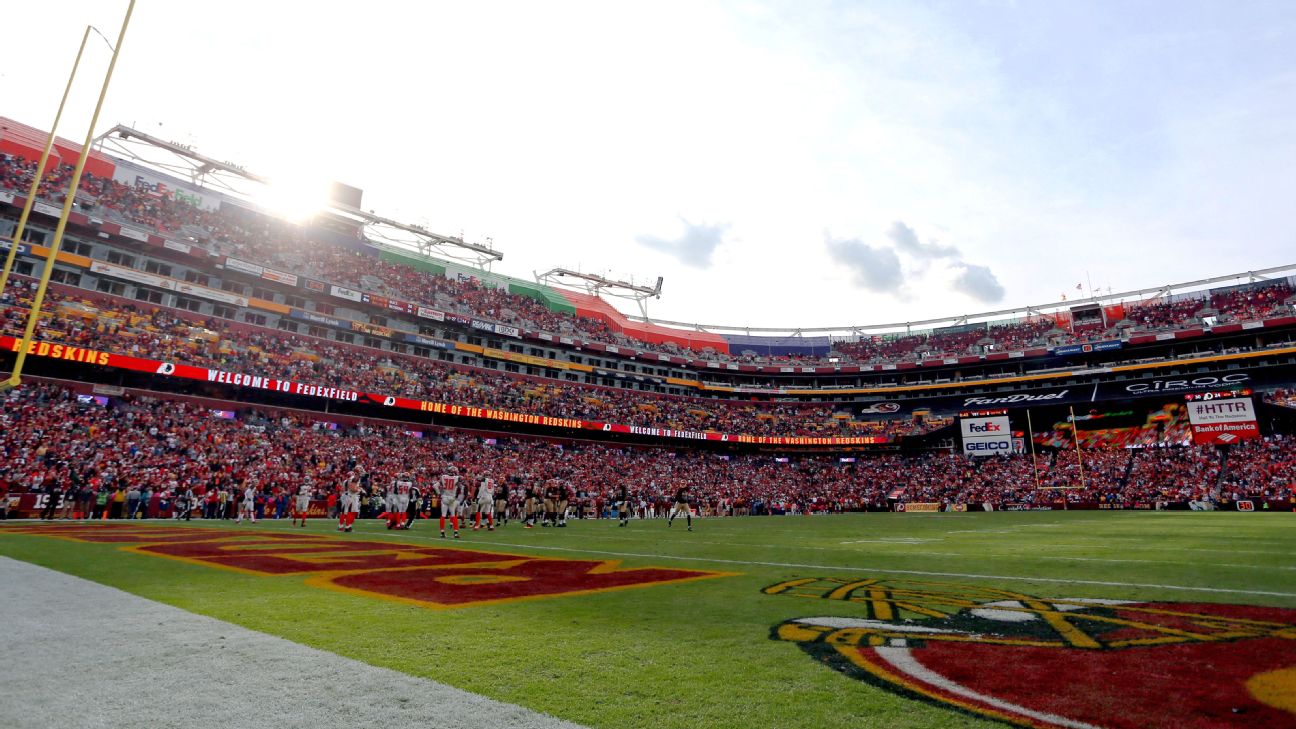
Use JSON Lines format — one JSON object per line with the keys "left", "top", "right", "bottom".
{"left": 255, "top": 174, "right": 331, "bottom": 223}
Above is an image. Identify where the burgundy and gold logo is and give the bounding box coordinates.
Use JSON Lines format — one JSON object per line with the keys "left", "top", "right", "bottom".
{"left": 768, "top": 577, "right": 1296, "bottom": 728}
{"left": 3, "top": 524, "right": 731, "bottom": 608}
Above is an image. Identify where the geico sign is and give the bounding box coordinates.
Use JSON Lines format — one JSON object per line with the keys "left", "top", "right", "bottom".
{"left": 1126, "top": 373, "right": 1249, "bottom": 393}
{"left": 965, "top": 440, "right": 1011, "bottom": 452}
{"left": 966, "top": 422, "right": 1003, "bottom": 433}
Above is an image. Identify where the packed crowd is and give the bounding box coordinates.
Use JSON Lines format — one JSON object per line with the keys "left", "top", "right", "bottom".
{"left": 3, "top": 154, "right": 1292, "bottom": 368}
{"left": 1263, "top": 389, "right": 1296, "bottom": 409}
{"left": 2, "top": 386, "right": 1290, "bottom": 523}
{"left": 0, "top": 280, "right": 943, "bottom": 439}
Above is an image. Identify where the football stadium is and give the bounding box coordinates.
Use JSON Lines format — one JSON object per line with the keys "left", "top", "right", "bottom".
{"left": 2, "top": 3, "right": 1295, "bottom": 728}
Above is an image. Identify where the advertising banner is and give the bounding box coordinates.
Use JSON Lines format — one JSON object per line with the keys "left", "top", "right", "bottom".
{"left": 416, "top": 306, "right": 445, "bottom": 322}
{"left": 118, "top": 227, "right": 150, "bottom": 242}
{"left": 330, "top": 285, "right": 363, "bottom": 302}
{"left": 387, "top": 298, "right": 417, "bottom": 315}
{"left": 90, "top": 261, "right": 174, "bottom": 290}
{"left": 0, "top": 240, "right": 31, "bottom": 257}
{"left": 111, "top": 161, "right": 222, "bottom": 212}
{"left": 175, "top": 281, "right": 248, "bottom": 307}
{"left": 222, "top": 257, "right": 264, "bottom": 277}
{"left": 34, "top": 202, "right": 64, "bottom": 218}
{"left": 1186, "top": 398, "right": 1260, "bottom": 445}
{"left": 957, "top": 387, "right": 1078, "bottom": 409}
{"left": 1053, "top": 340, "right": 1122, "bottom": 356}
{"left": 0, "top": 335, "right": 894, "bottom": 448}
{"left": 352, "top": 321, "right": 393, "bottom": 338}
{"left": 960, "top": 415, "right": 1012, "bottom": 456}
{"left": 897, "top": 502, "right": 941, "bottom": 512}
{"left": 1106, "top": 372, "right": 1253, "bottom": 398}
{"left": 290, "top": 309, "right": 347, "bottom": 329}
{"left": 404, "top": 334, "right": 451, "bottom": 350}
{"left": 260, "top": 268, "right": 299, "bottom": 287}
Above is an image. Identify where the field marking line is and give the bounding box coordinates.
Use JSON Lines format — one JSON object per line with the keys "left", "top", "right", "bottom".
{"left": 440, "top": 539, "right": 1296, "bottom": 596}
{"left": 21, "top": 522, "right": 1293, "bottom": 599}
{"left": 342, "top": 527, "right": 1296, "bottom": 599}
{"left": 894, "top": 551, "right": 1296, "bottom": 571}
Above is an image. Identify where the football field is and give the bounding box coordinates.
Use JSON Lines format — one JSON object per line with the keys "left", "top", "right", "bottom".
{"left": 2, "top": 511, "right": 1294, "bottom": 729}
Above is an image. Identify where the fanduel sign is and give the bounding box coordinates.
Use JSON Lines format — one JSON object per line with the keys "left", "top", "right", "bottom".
{"left": 960, "top": 415, "right": 1012, "bottom": 457}
{"left": 962, "top": 390, "right": 1069, "bottom": 407}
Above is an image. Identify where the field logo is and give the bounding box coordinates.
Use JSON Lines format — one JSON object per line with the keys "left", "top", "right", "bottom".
{"left": 1, "top": 524, "right": 732, "bottom": 609}
{"left": 767, "top": 576, "right": 1296, "bottom": 728}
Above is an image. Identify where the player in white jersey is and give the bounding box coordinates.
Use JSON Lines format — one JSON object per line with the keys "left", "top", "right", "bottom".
{"left": 389, "top": 474, "right": 413, "bottom": 530}
{"left": 292, "top": 479, "right": 313, "bottom": 527}
{"left": 473, "top": 476, "right": 496, "bottom": 531}
{"left": 438, "top": 466, "right": 462, "bottom": 539}
{"left": 458, "top": 485, "right": 472, "bottom": 526}
{"left": 337, "top": 470, "right": 363, "bottom": 532}
{"left": 235, "top": 483, "right": 258, "bottom": 524}
{"left": 382, "top": 482, "right": 396, "bottom": 530}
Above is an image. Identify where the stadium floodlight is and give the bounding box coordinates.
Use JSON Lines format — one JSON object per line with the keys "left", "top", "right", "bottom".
{"left": 0, "top": 26, "right": 93, "bottom": 298}
{"left": 536, "top": 268, "right": 663, "bottom": 318}
{"left": 329, "top": 207, "right": 502, "bottom": 270}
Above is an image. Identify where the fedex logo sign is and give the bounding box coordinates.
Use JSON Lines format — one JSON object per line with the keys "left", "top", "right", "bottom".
{"left": 134, "top": 176, "right": 170, "bottom": 195}
{"left": 960, "top": 415, "right": 1013, "bottom": 457}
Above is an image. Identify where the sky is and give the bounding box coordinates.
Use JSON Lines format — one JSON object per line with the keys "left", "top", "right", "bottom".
{"left": 2, "top": 0, "right": 1295, "bottom": 332}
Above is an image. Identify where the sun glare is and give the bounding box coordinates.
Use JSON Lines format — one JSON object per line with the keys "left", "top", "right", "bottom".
{"left": 257, "top": 176, "right": 331, "bottom": 223}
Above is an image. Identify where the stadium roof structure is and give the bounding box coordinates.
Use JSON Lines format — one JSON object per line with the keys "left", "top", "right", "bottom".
{"left": 623, "top": 263, "right": 1296, "bottom": 343}
{"left": 80, "top": 120, "right": 1293, "bottom": 350}
{"left": 535, "top": 268, "right": 663, "bottom": 319}
{"left": 92, "top": 124, "right": 503, "bottom": 269}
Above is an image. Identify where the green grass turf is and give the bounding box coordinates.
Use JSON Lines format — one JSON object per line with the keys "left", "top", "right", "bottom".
{"left": 2, "top": 511, "right": 1294, "bottom": 728}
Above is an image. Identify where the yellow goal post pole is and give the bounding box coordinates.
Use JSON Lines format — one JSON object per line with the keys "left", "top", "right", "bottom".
{"left": 1070, "top": 405, "right": 1087, "bottom": 492}
{"left": 4, "top": 1, "right": 134, "bottom": 392}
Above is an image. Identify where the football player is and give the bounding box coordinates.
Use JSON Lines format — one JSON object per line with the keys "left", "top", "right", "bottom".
{"left": 473, "top": 474, "right": 495, "bottom": 531}
{"left": 390, "top": 473, "right": 413, "bottom": 530}
{"left": 292, "top": 477, "right": 313, "bottom": 527}
{"left": 438, "top": 465, "right": 462, "bottom": 539}
{"left": 668, "top": 483, "right": 693, "bottom": 532}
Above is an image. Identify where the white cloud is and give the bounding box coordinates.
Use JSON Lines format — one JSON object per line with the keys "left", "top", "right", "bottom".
{"left": 636, "top": 219, "right": 730, "bottom": 269}
{"left": 824, "top": 233, "right": 904, "bottom": 294}
{"left": 950, "top": 263, "right": 1006, "bottom": 304}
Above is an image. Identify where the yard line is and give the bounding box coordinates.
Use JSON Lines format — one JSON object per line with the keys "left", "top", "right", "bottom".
{"left": 895, "top": 550, "right": 1296, "bottom": 571}
{"left": 350, "top": 526, "right": 1296, "bottom": 600}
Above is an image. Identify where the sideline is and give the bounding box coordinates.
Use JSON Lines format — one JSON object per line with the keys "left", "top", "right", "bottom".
{"left": 0, "top": 556, "right": 584, "bottom": 729}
